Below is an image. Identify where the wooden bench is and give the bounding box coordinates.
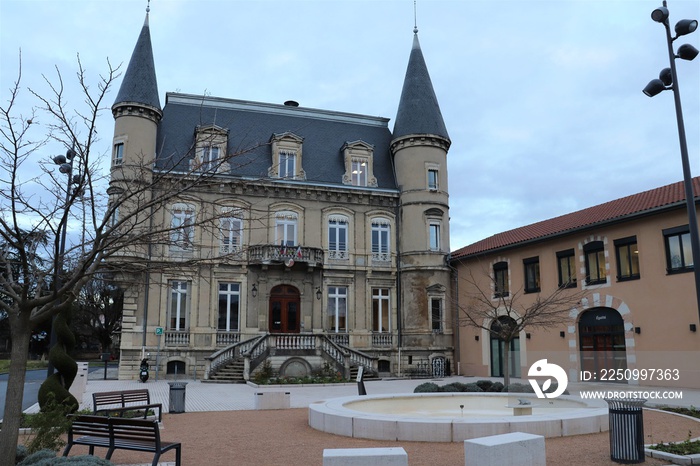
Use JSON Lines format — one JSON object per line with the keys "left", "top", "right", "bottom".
{"left": 63, "top": 415, "right": 181, "bottom": 466}
{"left": 93, "top": 389, "right": 163, "bottom": 421}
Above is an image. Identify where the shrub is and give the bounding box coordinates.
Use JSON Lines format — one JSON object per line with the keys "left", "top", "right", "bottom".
{"left": 15, "top": 445, "right": 28, "bottom": 464}
{"left": 18, "top": 449, "right": 114, "bottom": 465}
{"left": 475, "top": 380, "right": 493, "bottom": 391}
{"left": 463, "top": 383, "right": 483, "bottom": 392}
{"left": 503, "top": 383, "right": 534, "bottom": 393}
{"left": 23, "top": 393, "right": 74, "bottom": 454}
{"left": 413, "top": 382, "right": 440, "bottom": 393}
{"left": 440, "top": 382, "right": 468, "bottom": 392}
{"left": 251, "top": 360, "right": 274, "bottom": 385}
{"left": 488, "top": 382, "right": 504, "bottom": 392}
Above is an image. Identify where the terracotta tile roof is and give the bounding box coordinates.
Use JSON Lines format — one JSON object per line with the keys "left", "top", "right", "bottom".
{"left": 452, "top": 177, "right": 700, "bottom": 259}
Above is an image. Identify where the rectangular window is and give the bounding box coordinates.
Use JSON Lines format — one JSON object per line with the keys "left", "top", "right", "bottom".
{"left": 202, "top": 145, "right": 220, "bottom": 171}
{"left": 220, "top": 216, "right": 242, "bottom": 254}
{"left": 170, "top": 205, "right": 195, "bottom": 249}
{"left": 218, "top": 283, "right": 240, "bottom": 331}
{"left": 327, "top": 286, "right": 347, "bottom": 332}
{"left": 351, "top": 159, "right": 367, "bottom": 187}
{"left": 664, "top": 225, "right": 694, "bottom": 273}
{"left": 428, "top": 169, "right": 438, "bottom": 191}
{"left": 328, "top": 217, "right": 348, "bottom": 259}
{"left": 279, "top": 150, "right": 296, "bottom": 178}
{"left": 371, "top": 220, "right": 390, "bottom": 261}
{"left": 168, "top": 280, "right": 189, "bottom": 330}
{"left": 429, "top": 222, "right": 440, "bottom": 251}
{"left": 493, "top": 261, "right": 509, "bottom": 298}
{"left": 524, "top": 257, "right": 540, "bottom": 293}
{"left": 113, "top": 142, "right": 124, "bottom": 166}
{"left": 431, "top": 297, "right": 443, "bottom": 332}
{"left": 584, "top": 241, "right": 606, "bottom": 285}
{"left": 557, "top": 249, "right": 577, "bottom": 288}
{"left": 614, "top": 236, "right": 640, "bottom": 281}
{"left": 372, "top": 288, "right": 390, "bottom": 332}
{"left": 275, "top": 214, "right": 297, "bottom": 246}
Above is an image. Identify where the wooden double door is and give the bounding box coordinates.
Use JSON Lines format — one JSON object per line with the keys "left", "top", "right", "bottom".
{"left": 269, "top": 285, "right": 300, "bottom": 333}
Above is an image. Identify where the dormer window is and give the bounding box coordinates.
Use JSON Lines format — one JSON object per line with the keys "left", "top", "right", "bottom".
{"left": 193, "top": 124, "right": 228, "bottom": 174}
{"left": 351, "top": 159, "right": 368, "bottom": 186}
{"left": 342, "top": 141, "right": 377, "bottom": 187}
{"left": 270, "top": 132, "right": 305, "bottom": 180}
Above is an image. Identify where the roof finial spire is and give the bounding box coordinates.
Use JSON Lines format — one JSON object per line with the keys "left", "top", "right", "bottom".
{"left": 146, "top": 0, "right": 150, "bottom": 14}
{"left": 413, "top": 0, "right": 418, "bottom": 34}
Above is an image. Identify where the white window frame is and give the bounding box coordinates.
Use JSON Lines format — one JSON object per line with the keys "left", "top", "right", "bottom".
{"left": 328, "top": 215, "right": 349, "bottom": 260}
{"left": 327, "top": 286, "right": 348, "bottom": 333}
{"left": 275, "top": 211, "right": 298, "bottom": 246}
{"left": 371, "top": 219, "right": 390, "bottom": 262}
{"left": 168, "top": 280, "right": 189, "bottom": 331}
{"left": 217, "top": 282, "right": 240, "bottom": 331}
{"left": 279, "top": 150, "right": 296, "bottom": 178}
{"left": 113, "top": 142, "right": 124, "bottom": 166}
{"left": 170, "top": 204, "right": 195, "bottom": 250}
{"left": 372, "top": 288, "right": 390, "bottom": 333}
{"left": 429, "top": 221, "right": 440, "bottom": 251}
{"left": 427, "top": 168, "right": 438, "bottom": 191}
{"left": 202, "top": 145, "right": 220, "bottom": 172}
{"left": 220, "top": 214, "right": 243, "bottom": 254}
{"left": 351, "top": 158, "right": 368, "bottom": 187}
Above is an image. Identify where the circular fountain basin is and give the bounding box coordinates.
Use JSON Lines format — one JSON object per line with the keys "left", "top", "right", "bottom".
{"left": 308, "top": 392, "right": 608, "bottom": 442}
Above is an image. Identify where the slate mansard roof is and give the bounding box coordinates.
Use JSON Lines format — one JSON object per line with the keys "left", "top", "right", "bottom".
{"left": 452, "top": 177, "right": 700, "bottom": 259}
{"left": 156, "top": 93, "right": 398, "bottom": 191}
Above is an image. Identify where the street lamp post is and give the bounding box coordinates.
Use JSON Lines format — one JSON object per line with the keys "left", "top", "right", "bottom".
{"left": 46, "top": 146, "right": 79, "bottom": 377}
{"left": 643, "top": 2, "right": 700, "bottom": 322}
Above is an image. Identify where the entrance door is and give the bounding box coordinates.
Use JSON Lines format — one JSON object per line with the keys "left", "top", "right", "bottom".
{"left": 269, "top": 285, "right": 300, "bottom": 333}
{"left": 490, "top": 316, "right": 521, "bottom": 378}
{"left": 579, "top": 307, "right": 627, "bottom": 378}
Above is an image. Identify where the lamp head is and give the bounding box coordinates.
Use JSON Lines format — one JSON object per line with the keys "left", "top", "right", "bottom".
{"left": 643, "top": 78, "right": 667, "bottom": 97}
{"left": 675, "top": 19, "right": 698, "bottom": 37}
{"left": 59, "top": 163, "right": 72, "bottom": 174}
{"left": 677, "top": 43, "right": 699, "bottom": 61}
{"left": 65, "top": 148, "right": 76, "bottom": 160}
{"left": 53, "top": 155, "right": 67, "bottom": 165}
{"left": 659, "top": 67, "right": 673, "bottom": 86}
{"left": 651, "top": 6, "right": 669, "bottom": 23}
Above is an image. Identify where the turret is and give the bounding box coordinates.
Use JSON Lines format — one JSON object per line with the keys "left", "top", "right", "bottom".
{"left": 391, "top": 28, "right": 452, "bottom": 347}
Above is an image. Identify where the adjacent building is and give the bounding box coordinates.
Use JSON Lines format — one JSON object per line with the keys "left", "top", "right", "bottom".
{"left": 451, "top": 178, "right": 700, "bottom": 388}
{"left": 108, "top": 13, "right": 454, "bottom": 380}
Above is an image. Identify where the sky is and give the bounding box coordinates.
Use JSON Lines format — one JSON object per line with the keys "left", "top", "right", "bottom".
{"left": 1, "top": 0, "right": 699, "bottom": 251}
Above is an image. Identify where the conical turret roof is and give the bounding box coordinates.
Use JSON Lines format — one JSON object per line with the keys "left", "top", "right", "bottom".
{"left": 113, "top": 13, "right": 161, "bottom": 111}
{"left": 392, "top": 32, "right": 449, "bottom": 142}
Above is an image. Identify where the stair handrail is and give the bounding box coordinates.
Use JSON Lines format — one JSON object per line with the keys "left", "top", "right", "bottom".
{"left": 204, "top": 335, "right": 264, "bottom": 379}
{"left": 339, "top": 344, "right": 378, "bottom": 373}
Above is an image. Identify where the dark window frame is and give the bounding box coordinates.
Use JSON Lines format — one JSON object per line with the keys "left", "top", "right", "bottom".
{"left": 614, "top": 236, "right": 640, "bottom": 281}
{"left": 583, "top": 241, "right": 607, "bottom": 286}
{"left": 663, "top": 225, "right": 694, "bottom": 274}
{"left": 523, "top": 256, "right": 541, "bottom": 293}
{"left": 556, "top": 249, "right": 577, "bottom": 288}
{"left": 493, "top": 261, "right": 509, "bottom": 298}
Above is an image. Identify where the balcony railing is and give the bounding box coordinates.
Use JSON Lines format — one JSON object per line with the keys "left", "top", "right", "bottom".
{"left": 248, "top": 245, "right": 324, "bottom": 267}
{"left": 372, "top": 332, "right": 393, "bottom": 347}
{"left": 165, "top": 331, "right": 190, "bottom": 346}
{"left": 216, "top": 331, "right": 241, "bottom": 346}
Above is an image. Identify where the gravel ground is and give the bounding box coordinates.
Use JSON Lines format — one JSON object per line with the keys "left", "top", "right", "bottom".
{"left": 53, "top": 408, "right": 699, "bottom": 466}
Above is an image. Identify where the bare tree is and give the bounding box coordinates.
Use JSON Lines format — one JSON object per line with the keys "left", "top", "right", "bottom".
{"left": 0, "top": 53, "right": 263, "bottom": 462}
{"left": 456, "top": 266, "right": 586, "bottom": 387}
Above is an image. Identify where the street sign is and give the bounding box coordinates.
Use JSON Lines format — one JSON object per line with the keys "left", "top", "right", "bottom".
{"left": 155, "top": 327, "right": 164, "bottom": 336}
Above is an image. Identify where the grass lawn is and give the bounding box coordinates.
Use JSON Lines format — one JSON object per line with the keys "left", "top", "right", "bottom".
{"left": 0, "top": 360, "right": 49, "bottom": 374}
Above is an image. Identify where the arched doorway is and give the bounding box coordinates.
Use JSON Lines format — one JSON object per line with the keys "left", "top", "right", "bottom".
{"left": 490, "top": 316, "right": 521, "bottom": 378}
{"left": 579, "top": 307, "right": 627, "bottom": 378}
{"left": 269, "top": 285, "right": 300, "bottom": 333}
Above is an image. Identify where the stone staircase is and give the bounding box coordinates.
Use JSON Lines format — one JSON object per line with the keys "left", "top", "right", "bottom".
{"left": 206, "top": 358, "right": 246, "bottom": 383}
{"left": 350, "top": 365, "right": 379, "bottom": 381}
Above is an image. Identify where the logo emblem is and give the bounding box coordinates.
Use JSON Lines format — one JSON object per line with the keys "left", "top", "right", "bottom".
{"left": 528, "top": 359, "right": 568, "bottom": 399}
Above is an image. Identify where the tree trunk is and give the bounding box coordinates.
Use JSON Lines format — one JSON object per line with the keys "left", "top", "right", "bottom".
{"left": 0, "top": 313, "right": 32, "bottom": 466}
{"left": 503, "top": 338, "right": 511, "bottom": 387}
